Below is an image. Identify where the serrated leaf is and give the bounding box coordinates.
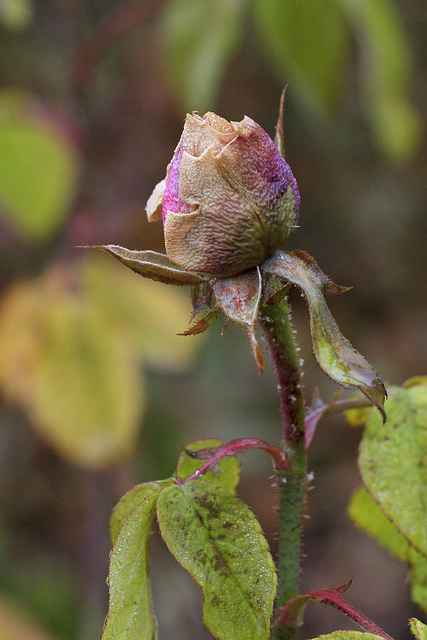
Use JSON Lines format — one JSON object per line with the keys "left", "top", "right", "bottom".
{"left": 359, "top": 382, "right": 427, "bottom": 556}
{"left": 102, "top": 490, "right": 161, "bottom": 640}
{"left": 411, "top": 618, "right": 427, "bottom": 640}
{"left": 349, "top": 487, "right": 427, "bottom": 614}
{"left": 157, "top": 480, "right": 276, "bottom": 640}
{"left": 160, "top": 0, "right": 245, "bottom": 112}
{"left": 176, "top": 439, "right": 241, "bottom": 493}
{"left": 80, "top": 252, "right": 199, "bottom": 372}
{"left": 261, "top": 251, "right": 386, "bottom": 418}
{"left": 0, "top": 91, "right": 79, "bottom": 240}
{"left": 110, "top": 482, "right": 164, "bottom": 544}
{"left": 253, "top": 0, "right": 349, "bottom": 114}
{"left": 95, "top": 245, "right": 209, "bottom": 286}
{"left": 308, "top": 633, "right": 384, "bottom": 640}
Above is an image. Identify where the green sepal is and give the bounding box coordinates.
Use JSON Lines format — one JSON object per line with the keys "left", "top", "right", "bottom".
{"left": 157, "top": 480, "right": 277, "bottom": 640}
{"left": 261, "top": 250, "right": 386, "bottom": 419}
{"left": 92, "top": 245, "right": 210, "bottom": 286}
{"left": 176, "top": 438, "right": 241, "bottom": 493}
{"left": 102, "top": 489, "right": 162, "bottom": 640}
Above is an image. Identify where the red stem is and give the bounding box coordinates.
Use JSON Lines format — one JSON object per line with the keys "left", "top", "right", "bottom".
{"left": 310, "top": 590, "right": 394, "bottom": 640}
{"left": 177, "top": 438, "right": 289, "bottom": 483}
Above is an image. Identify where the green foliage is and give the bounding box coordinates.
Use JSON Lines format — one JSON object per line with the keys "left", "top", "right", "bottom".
{"left": 358, "top": 379, "right": 427, "bottom": 556}
{"left": 308, "top": 634, "right": 384, "bottom": 640}
{"left": 253, "top": 0, "right": 350, "bottom": 113}
{"left": 160, "top": 0, "right": 422, "bottom": 159}
{"left": 0, "top": 0, "right": 33, "bottom": 30}
{"left": 159, "top": 0, "right": 246, "bottom": 113}
{"left": 110, "top": 482, "right": 165, "bottom": 544}
{"left": 410, "top": 619, "right": 427, "bottom": 640}
{"left": 176, "top": 438, "right": 241, "bottom": 492}
{"left": 157, "top": 480, "right": 277, "bottom": 640}
{"left": 347, "top": 378, "right": 427, "bottom": 613}
{"left": 262, "top": 251, "right": 386, "bottom": 417}
{"left": 102, "top": 489, "right": 161, "bottom": 640}
{"left": 349, "top": 487, "right": 427, "bottom": 613}
{"left": 103, "top": 442, "right": 275, "bottom": 640}
{"left": 0, "top": 91, "right": 80, "bottom": 240}
{"left": 335, "top": 0, "right": 422, "bottom": 159}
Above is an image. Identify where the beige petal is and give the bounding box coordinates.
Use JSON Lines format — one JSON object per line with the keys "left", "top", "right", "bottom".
{"left": 146, "top": 178, "right": 166, "bottom": 222}
{"left": 164, "top": 202, "right": 267, "bottom": 276}
{"left": 182, "top": 113, "right": 237, "bottom": 157}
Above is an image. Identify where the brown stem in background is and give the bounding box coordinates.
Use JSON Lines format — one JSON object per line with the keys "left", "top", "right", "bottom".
{"left": 74, "top": 0, "right": 160, "bottom": 87}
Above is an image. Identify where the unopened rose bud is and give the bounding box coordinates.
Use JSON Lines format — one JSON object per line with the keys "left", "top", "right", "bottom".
{"left": 146, "top": 112, "right": 300, "bottom": 277}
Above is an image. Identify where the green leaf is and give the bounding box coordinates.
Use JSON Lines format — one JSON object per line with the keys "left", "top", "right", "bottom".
{"left": 110, "top": 482, "right": 164, "bottom": 544}
{"left": 307, "top": 633, "right": 384, "bottom": 640}
{"left": 176, "top": 439, "right": 241, "bottom": 493}
{"left": 157, "top": 480, "right": 277, "bottom": 640}
{"left": 349, "top": 487, "right": 427, "bottom": 614}
{"left": 160, "top": 0, "right": 245, "bottom": 113}
{"left": 359, "top": 381, "right": 427, "bottom": 556}
{"left": 261, "top": 251, "right": 386, "bottom": 418}
{"left": 80, "top": 252, "right": 200, "bottom": 372}
{"left": 335, "top": 0, "right": 422, "bottom": 159}
{"left": 253, "top": 0, "right": 350, "bottom": 114}
{"left": 0, "top": 0, "right": 33, "bottom": 30}
{"left": 349, "top": 487, "right": 408, "bottom": 559}
{"left": 94, "top": 245, "right": 209, "bottom": 286}
{"left": 0, "top": 91, "right": 79, "bottom": 240}
{"left": 410, "top": 618, "right": 427, "bottom": 640}
{"left": 102, "top": 490, "right": 161, "bottom": 640}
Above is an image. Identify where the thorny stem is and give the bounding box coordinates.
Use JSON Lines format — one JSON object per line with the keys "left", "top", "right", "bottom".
{"left": 259, "top": 297, "right": 306, "bottom": 640}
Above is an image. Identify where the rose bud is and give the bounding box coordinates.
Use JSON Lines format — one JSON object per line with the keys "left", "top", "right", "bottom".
{"left": 146, "top": 112, "right": 300, "bottom": 277}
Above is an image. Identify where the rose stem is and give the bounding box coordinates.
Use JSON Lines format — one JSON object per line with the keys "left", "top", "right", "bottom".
{"left": 259, "top": 297, "right": 306, "bottom": 640}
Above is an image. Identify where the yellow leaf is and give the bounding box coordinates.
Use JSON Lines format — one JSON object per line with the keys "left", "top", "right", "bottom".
{"left": 80, "top": 252, "right": 199, "bottom": 372}
{"left": 0, "top": 597, "right": 57, "bottom": 640}
{"left": 0, "top": 263, "right": 144, "bottom": 468}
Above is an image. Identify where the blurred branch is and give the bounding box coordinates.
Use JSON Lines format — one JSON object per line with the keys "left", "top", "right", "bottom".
{"left": 74, "top": 0, "right": 161, "bottom": 87}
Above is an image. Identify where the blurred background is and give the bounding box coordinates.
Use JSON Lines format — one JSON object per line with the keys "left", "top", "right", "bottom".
{"left": 0, "top": 0, "right": 425, "bottom": 638}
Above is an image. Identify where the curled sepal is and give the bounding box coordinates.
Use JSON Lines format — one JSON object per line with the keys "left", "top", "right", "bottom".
{"left": 261, "top": 250, "right": 386, "bottom": 420}
{"left": 212, "top": 268, "right": 266, "bottom": 374}
{"left": 92, "top": 245, "right": 210, "bottom": 286}
{"left": 180, "top": 308, "right": 220, "bottom": 336}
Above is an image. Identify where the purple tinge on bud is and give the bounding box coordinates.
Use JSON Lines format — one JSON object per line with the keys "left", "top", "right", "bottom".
{"left": 146, "top": 111, "right": 300, "bottom": 277}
